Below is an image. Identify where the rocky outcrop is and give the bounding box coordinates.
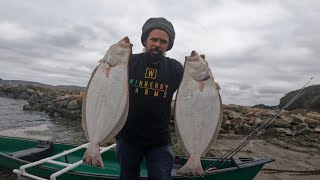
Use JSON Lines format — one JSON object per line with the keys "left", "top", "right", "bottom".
{"left": 219, "top": 105, "right": 320, "bottom": 136}
{"left": 2, "top": 85, "right": 320, "bottom": 138}
{"left": 0, "top": 85, "right": 83, "bottom": 121}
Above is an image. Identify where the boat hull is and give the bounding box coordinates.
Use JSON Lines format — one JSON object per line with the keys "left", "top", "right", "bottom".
{"left": 0, "top": 135, "right": 273, "bottom": 180}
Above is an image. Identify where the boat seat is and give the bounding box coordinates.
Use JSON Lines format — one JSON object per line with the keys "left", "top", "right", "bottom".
{"left": 9, "top": 140, "right": 53, "bottom": 162}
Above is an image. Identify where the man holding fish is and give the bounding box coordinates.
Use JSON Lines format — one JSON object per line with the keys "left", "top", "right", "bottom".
{"left": 82, "top": 17, "right": 222, "bottom": 180}
{"left": 115, "top": 17, "right": 184, "bottom": 180}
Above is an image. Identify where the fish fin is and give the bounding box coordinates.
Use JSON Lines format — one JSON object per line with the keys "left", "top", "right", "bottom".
{"left": 202, "top": 93, "right": 223, "bottom": 156}
{"left": 177, "top": 155, "right": 203, "bottom": 176}
{"left": 215, "top": 82, "right": 221, "bottom": 90}
{"left": 82, "top": 63, "right": 101, "bottom": 141}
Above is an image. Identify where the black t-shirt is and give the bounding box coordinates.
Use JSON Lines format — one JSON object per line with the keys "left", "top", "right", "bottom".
{"left": 116, "top": 53, "right": 183, "bottom": 147}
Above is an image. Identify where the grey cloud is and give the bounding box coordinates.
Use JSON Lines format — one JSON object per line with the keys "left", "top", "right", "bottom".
{"left": 1, "top": 0, "right": 320, "bottom": 106}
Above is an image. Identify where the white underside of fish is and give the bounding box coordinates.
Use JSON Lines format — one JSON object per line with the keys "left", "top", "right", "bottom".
{"left": 175, "top": 76, "right": 222, "bottom": 156}
{"left": 81, "top": 37, "right": 131, "bottom": 168}
{"left": 175, "top": 51, "right": 222, "bottom": 176}
{"left": 85, "top": 62, "right": 128, "bottom": 143}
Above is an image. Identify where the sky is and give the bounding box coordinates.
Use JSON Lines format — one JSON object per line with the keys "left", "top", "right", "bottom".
{"left": 0, "top": 0, "right": 319, "bottom": 106}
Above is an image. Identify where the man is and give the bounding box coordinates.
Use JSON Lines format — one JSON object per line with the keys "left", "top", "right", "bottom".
{"left": 116, "top": 17, "right": 184, "bottom": 180}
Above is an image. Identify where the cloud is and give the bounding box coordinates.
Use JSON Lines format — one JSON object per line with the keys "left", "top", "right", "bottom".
{"left": 0, "top": 0, "right": 319, "bottom": 106}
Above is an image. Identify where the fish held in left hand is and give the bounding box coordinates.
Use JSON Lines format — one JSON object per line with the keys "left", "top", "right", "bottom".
{"left": 175, "top": 50, "right": 223, "bottom": 176}
{"left": 81, "top": 37, "right": 132, "bottom": 168}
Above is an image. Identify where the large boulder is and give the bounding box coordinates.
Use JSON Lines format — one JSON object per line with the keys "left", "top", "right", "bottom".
{"left": 290, "top": 114, "right": 305, "bottom": 125}
{"left": 271, "top": 118, "right": 292, "bottom": 128}
{"left": 305, "top": 118, "right": 320, "bottom": 128}
{"left": 224, "top": 105, "right": 241, "bottom": 113}
{"left": 67, "top": 99, "right": 78, "bottom": 110}
{"left": 307, "top": 112, "right": 320, "bottom": 121}
{"left": 293, "top": 109, "right": 307, "bottom": 116}
{"left": 228, "top": 111, "right": 242, "bottom": 119}
{"left": 18, "top": 91, "right": 30, "bottom": 99}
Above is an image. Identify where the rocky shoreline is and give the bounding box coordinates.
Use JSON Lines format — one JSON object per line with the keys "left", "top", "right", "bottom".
{"left": 1, "top": 84, "right": 320, "bottom": 138}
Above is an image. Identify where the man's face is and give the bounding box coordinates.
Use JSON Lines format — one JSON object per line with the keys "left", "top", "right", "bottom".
{"left": 145, "top": 29, "right": 169, "bottom": 57}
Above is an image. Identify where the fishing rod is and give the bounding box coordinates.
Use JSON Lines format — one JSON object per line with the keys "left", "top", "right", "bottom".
{"left": 205, "top": 77, "right": 314, "bottom": 171}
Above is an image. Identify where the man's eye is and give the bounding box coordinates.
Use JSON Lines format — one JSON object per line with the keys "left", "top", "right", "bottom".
{"left": 160, "top": 40, "right": 167, "bottom": 44}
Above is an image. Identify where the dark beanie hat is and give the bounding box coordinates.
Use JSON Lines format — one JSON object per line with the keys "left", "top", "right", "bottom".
{"left": 141, "top": 17, "right": 175, "bottom": 51}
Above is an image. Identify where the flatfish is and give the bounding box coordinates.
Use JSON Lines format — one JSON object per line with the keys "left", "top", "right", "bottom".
{"left": 175, "top": 51, "right": 222, "bottom": 176}
{"left": 82, "top": 37, "right": 132, "bottom": 167}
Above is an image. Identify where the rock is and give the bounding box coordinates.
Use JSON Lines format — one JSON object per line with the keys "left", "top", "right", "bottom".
{"left": 297, "top": 128, "right": 313, "bottom": 136}
{"left": 294, "top": 124, "right": 307, "bottom": 131}
{"left": 243, "top": 112, "right": 255, "bottom": 117}
{"left": 221, "top": 120, "right": 231, "bottom": 133}
{"left": 62, "top": 110, "right": 81, "bottom": 120}
{"left": 223, "top": 109, "right": 234, "bottom": 115}
{"left": 263, "top": 128, "right": 294, "bottom": 137}
{"left": 26, "top": 88, "right": 35, "bottom": 93}
{"left": 307, "top": 112, "right": 320, "bottom": 121}
{"left": 280, "top": 110, "right": 297, "bottom": 118}
{"left": 53, "top": 112, "right": 60, "bottom": 118}
{"left": 53, "top": 100, "right": 68, "bottom": 111}
{"left": 45, "top": 105, "right": 54, "bottom": 116}
{"left": 218, "top": 127, "right": 229, "bottom": 134}
{"left": 255, "top": 117, "right": 264, "bottom": 127}
{"left": 33, "top": 103, "right": 46, "bottom": 111}
{"left": 223, "top": 113, "right": 228, "bottom": 121}
{"left": 305, "top": 118, "right": 320, "bottom": 128}
{"left": 255, "top": 110, "right": 278, "bottom": 120}
{"left": 312, "top": 128, "right": 320, "bottom": 133}
{"left": 245, "top": 117, "right": 257, "bottom": 127}
{"left": 265, "top": 110, "right": 277, "bottom": 116}
{"left": 36, "top": 90, "right": 44, "bottom": 96}
{"left": 23, "top": 105, "right": 32, "bottom": 111}
{"left": 276, "top": 128, "right": 294, "bottom": 136}
{"left": 271, "top": 118, "right": 291, "bottom": 128}
{"left": 58, "top": 94, "right": 75, "bottom": 101}
{"left": 75, "top": 95, "right": 84, "bottom": 104}
{"left": 228, "top": 111, "right": 242, "bottom": 119}
{"left": 234, "top": 124, "right": 252, "bottom": 135}
{"left": 28, "top": 94, "right": 39, "bottom": 106}
{"left": 293, "top": 109, "right": 307, "bottom": 117}
{"left": 224, "top": 105, "right": 241, "bottom": 113}
{"left": 290, "top": 114, "right": 305, "bottom": 125}
{"left": 67, "top": 99, "right": 78, "bottom": 110}
{"left": 18, "top": 91, "right": 30, "bottom": 99}
{"left": 239, "top": 106, "right": 249, "bottom": 114}
{"left": 10, "top": 87, "right": 23, "bottom": 95}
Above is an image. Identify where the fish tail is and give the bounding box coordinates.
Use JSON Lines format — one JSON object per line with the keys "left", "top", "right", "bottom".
{"left": 177, "top": 154, "right": 203, "bottom": 176}
{"left": 82, "top": 142, "right": 105, "bottom": 168}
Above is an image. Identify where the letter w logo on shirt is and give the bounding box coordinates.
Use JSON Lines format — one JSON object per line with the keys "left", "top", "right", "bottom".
{"left": 145, "top": 68, "right": 157, "bottom": 79}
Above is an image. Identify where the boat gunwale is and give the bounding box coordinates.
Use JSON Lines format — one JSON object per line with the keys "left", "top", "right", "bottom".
{"left": 0, "top": 135, "right": 274, "bottom": 179}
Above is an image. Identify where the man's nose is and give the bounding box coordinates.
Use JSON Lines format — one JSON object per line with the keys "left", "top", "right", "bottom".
{"left": 154, "top": 40, "right": 161, "bottom": 47}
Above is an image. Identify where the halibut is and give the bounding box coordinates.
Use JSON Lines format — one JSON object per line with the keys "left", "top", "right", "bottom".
{"left": 175, "top": 51, "right": 222, "bottom": 176}
{"left": 82, "top": 37, "right": 132, "bottom": 168}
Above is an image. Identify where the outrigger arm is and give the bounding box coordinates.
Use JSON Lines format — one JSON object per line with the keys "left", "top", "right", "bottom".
{"left": 13, "top": 143, "right": 116, "bottom": 180}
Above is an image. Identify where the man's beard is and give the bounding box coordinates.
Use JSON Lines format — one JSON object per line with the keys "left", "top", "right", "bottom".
{"left": 143, "top": 47, "right": 166, "bottom": 65}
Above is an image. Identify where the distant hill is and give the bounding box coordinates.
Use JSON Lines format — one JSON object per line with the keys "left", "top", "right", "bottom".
{"left": 279, "top": 84, "right": 320, "bottom": 112}
{"left": 251, "top": 104, "right": 277, "bottom": 109}
{"left": 0, "top": 78, "right": 85, "bottom": 91}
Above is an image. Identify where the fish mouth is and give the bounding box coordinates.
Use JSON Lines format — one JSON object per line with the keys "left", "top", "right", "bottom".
{"left": 119, "top": 36, "right": 133, "bottom": 47}
{"left": 186, "top": 50, "right": 200, "bottom": 62}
